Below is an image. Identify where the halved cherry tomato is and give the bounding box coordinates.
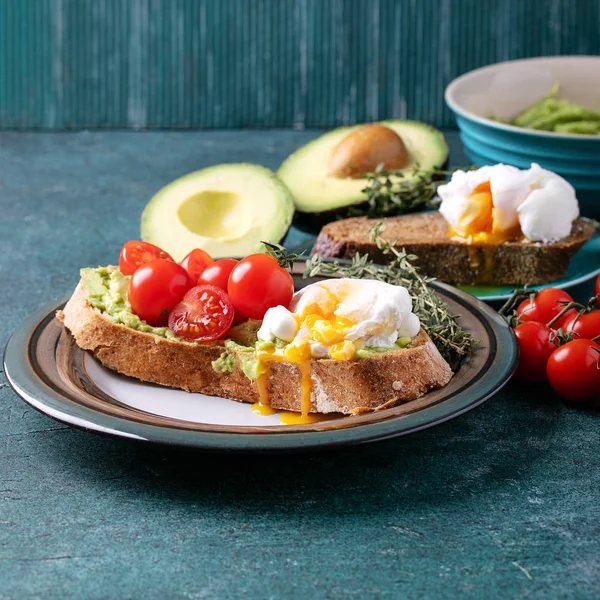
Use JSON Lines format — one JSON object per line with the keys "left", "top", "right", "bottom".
{"left": 128, "top": 258, "right": 194, "bottom": 326}
{"left": 198, "top": 259, "right": 239, "bottom": 290}
{"left": 547, "top": 339, "right": 600, "bottom": 403}
{"left": 517, "top": 288, "right": 575, "bottom": 329}
{"left": 513, "top": 322, "right": 557, "bottom": 383}
{"left": 168, "top": 285, "right": 234, "bottom": 341}
{"left": 119, "top": 240, "right": 174, "bottom": 276}
{"left": 180, "top": 248, "right": 214, "bottom": 282}
{"left": 563, "top": 310, "right": 600, "bottom": 340}
{"left": 198, "top": 259, "right": 247, "bottom": 323}
{"left": 228, "top": 254, "right": 294, "bottom": 320}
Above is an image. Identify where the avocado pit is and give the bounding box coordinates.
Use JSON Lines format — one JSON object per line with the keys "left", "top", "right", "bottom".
{"left": 177, "top": 190, "right": 251, "bottom": 242}
{"left": 328, "top": 124, "right": 411, "bottom": 179}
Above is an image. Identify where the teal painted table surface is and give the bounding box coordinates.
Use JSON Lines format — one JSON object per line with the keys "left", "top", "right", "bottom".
{"left": 1, "top": 130, "right": 599, "bottom": 600}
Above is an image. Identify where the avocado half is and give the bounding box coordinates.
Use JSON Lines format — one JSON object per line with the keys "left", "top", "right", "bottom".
{"left": 278, "top": 121, "right": 448, "bottom": 231}
{"left": 141, "top": 164, "right": 295, "bottom": 261}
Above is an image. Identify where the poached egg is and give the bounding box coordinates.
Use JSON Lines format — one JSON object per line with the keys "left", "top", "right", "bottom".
{"left": 437, "top": 163, "right": 579, "bottom": 244}
{"left": 258, "top": 278, "right": 421, "bottom": 361}
{"left": 254, "top": 278, "right": 421, "bottom": 423}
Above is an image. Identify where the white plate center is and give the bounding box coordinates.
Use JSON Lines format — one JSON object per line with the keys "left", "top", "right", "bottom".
{"left": 84, "top": 353, "right": 283, "bottom": 426}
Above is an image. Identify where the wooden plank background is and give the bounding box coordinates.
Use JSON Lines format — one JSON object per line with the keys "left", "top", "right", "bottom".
{"left": 0, "top": 0, "right": 598, "bottom": 130}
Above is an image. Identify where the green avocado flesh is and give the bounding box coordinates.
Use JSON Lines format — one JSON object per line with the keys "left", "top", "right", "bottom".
{"left": 140, "top": 163, "right": 295, "bottom": 261}
{"left": 211, "top": 351, "right": 236, "bottom": 373}
{"left": 81, "top": 267, "right": 184, "bottom": 342}
{"left": 278, "top": 121, "right": 448, "bottom": 214}
{"left": 81, "top": 267, "right": 411, "bottom": 376}
{"left": 356, "top": 336, "right": 412, "bottom": 358}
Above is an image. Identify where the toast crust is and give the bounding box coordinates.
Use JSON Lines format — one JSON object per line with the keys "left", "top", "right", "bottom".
{"left": 57, "top": 283, "right": 453, "bottom": 415}
{"left": 313, "top": 213, "right": 595, "bottom": 286}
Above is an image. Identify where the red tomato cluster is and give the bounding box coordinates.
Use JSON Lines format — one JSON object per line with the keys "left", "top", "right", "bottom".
{"left": 510, "top": 276, "right": 600, "bottom": 404}
{"left": 118, "top": 241, "right": 294, "bottom": 341}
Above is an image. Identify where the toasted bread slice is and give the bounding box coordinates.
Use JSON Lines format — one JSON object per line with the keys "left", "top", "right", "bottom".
{"left": 57, "top": 283, "right": 453, "bottom": 415}
{"left": 313, "top": 212, "right": 595, "bottom": 286}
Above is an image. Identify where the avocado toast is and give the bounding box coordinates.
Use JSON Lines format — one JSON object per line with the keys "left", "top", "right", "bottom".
{"left": 57, "top": 267, "right": 453, "bottom": 416}
{"left": 314, "top": 213, "right": 595, "bottom": 286}
{"left": 314, "top": 162, "right": 596, "bottom": 287}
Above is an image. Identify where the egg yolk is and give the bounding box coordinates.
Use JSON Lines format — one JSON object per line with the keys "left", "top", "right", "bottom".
{"left": 449, "top": 181, "right": 521, "bottom": 244}
{"left": 459, "top": 181, "right": 493, "bottom": 234}
{"left": 254, "top": 289, "right": 360, "bottom": 423}
{"left": 330, "top": 340, "right": 356, "bottom": 361}
{"left": 303, "top": 313, "right": 354, "bottom": 345}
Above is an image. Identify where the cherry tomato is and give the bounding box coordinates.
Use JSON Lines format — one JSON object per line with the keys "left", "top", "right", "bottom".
{"left": 547, "top": 339, "right": 600, "bottom": 403}
{"left": 563, "top": 310, "right": 600, "bottom": 341}
{"left": 128, "top": 258, "right": 194, "bottom": 326}
{"left": 119, "top": 240, "right": 173, "bottom": 276}
{"left": 513, "top": 322, "right": 557, "bottom": 383}
{"left": 517, "top": 288, "right": 575, "bottom": 329}
{"left": 595, "top": 275, "right": 600, "bottom": 307}
{"left": 168, "top": 285, "right": 235, "bottom": 342}
{"left": 198, "top": 259, "right": 239, "bottom": 290}
{"left": 231, "top": 308, "right": 248, "bottom": 325}
{"left": 197, "top": 259, "right": 248, "bottom": 323}
{"left": 228, "top": 254, "right": 294, "bottom": 320}
{"left": 180, "top": 248, "right": 214, "bottom": 282}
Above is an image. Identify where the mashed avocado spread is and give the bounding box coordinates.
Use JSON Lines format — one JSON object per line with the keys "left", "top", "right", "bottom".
{"left": 356, "top": 336, "right": 412, "bottom": 358}
{"left": 211, "top": 351, "right": 236, "bottom": 373}
{"left": 81, "top": 266, "right": 182, "bottom": 342}
{"left": 210, "top": 341, "right": 267, "bottom": 380}
{"left": 81, "top": 267, "right": 411, "bottom": 379}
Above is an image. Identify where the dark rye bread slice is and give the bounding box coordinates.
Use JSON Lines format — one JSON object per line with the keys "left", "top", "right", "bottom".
{"left": 57, "top": 283, "right": 453, "bottom": 415}
{"left": 313, "top": 212, "right": 595, "bottom": 286}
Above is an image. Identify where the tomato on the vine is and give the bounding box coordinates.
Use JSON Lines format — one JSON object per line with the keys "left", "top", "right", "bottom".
{"left": 228, "top": 254, "right": 294, "bottom": 320}
{"left": 168, "top": 285, "right": 235, "bottom": 342}
{"left": 513, "top": 322, "right": 557, "bottom": 383}
{"left": 517, "top": 288, "right": 575, "bottom": 328}
{"left": 128, "top": 258, "right": 194, "bottom": 326}
{"left": 547, "top": 339, "right": 600, "bottom": 403}
{"left": 180, "top": 248, "right": 214, "bottom": 283}
{"left": 119, "top": 240, "right": 174, "bottom": 276}
{"left": 563, "top": 310, "right": 600, "bottom": 341}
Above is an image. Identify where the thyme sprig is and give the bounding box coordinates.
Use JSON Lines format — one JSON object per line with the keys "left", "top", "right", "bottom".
{"left": 349, "top": 164, "right": 476, "bottom": 219}
{"left": 304, "top": 222, "right": 474, "bottom": 368}
{"left": 262, "top": 241, "right": 304, "bottom": 273}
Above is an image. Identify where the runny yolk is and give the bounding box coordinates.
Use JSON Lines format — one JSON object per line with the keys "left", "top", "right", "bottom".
{"left": 253, "top": 291, "right": 358, "bottom": 424}
{"left": 448, "top": 180, "right": 521, "bottom": 244}
{"left": 304, "top": 314, "right": 354, "bottom": 345}
{"left": 251, "top": 400, "right": 277, "bottom": 416}
{"left": 329, "top": 340, "right": 356, "bottom": 361}
{"left": 255, "top": 345, "right": 314, "bottom": 424}
{"left": 460, "top": 181, "right": 494, "bottom": 234}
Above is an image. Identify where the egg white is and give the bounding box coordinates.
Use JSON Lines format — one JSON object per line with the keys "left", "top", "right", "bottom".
{"left": 258, "top": 278, "right": 421, "bottom": 358}
{"left": 437, "top": 162, "right": 579, "bottom": 242}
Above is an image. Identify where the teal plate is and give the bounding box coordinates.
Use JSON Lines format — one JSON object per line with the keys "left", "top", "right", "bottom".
{"left": 460, "top": 233, "right": 600, "bottom": 302}
{"left": 4, "top": 269, "right": 517, "bottom": 452}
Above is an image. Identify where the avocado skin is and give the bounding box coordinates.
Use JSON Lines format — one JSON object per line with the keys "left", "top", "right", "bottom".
{"left": 291, "top": 156, "right": 449, "bottom": 235}
{"left": 278, "top": 121, "right": 448, "bottom": 233}
{"left": 140, "top": 163, "right": 295, "bottom": 260}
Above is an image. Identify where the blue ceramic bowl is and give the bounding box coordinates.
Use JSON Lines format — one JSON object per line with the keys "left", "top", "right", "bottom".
{"left": 445, "top": 56, "right": 600, "bottom": 217}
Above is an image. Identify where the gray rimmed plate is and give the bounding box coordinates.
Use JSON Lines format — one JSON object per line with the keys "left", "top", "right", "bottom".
{"left": 3, "top": 269, "right": 517, "bottom": 452}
